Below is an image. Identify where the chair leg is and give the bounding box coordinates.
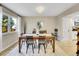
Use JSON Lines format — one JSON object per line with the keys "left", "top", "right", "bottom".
{"left": 34, "top": 43, "right": 35, "bottom": 48}
{"left": 43, "top": 44, "right": 46, "bottom": 53}
{"left": 45, "top": 43, "right": 48, "bottom": 48}
{"left": 32, "top": 44, "right": 34, "bottom": 54}
{"left": 20, "top": 41, "right": 23, "bottom": 50}
{"left": 26, "top": 44, "right": 29, "bottom": 53}
{"left": 38, "top": 44, "right": 40, "bottom": 54}
{"left": 34, "top": 40, "right": 36, "bottom": 48}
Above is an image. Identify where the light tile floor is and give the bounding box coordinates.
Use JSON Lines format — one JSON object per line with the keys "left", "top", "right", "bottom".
{"left": 1, "top": 40, "right": 77, "bottom": 56}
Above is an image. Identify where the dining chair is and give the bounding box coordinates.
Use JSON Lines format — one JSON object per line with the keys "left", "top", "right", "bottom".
{"left": 32, "top": 29, "right": 37, "bottom": 48}
{"left": 20, "top": 33, "right": 26, "bottom": 45}
{"left": 26, "top": 36, "right": 34, "bottom": 54}
{"left": 39, "top": 30, "right": 48, "bottom": 48}
{"left": 39, "top": 30, "right": 47, "bottom": 34}
{"left": 20, "top": 33, "right": 26, "bottom": 42}
{"left": 38, "top": 36, "right": 46, "bottom": 53}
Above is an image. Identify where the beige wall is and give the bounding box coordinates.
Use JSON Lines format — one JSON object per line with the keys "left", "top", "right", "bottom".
{"left": 22, "top": 16, "right": 56, "bottom": 34}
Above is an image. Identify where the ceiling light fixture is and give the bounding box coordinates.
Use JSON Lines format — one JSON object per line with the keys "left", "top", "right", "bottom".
{"left": 36, "top": 6, "right": 45, "bottom": 14}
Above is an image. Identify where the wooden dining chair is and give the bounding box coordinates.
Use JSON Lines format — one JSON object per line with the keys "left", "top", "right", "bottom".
{"left": 20, "top": 33, "right": 26, "bottom": 43}
{"left": 39, "top": 30, "right": 48, "bottom": 48}
{"left": 38, "top": 36, "right": 46, "bottom": 53}
{"left": 20, "top": 33, "right": 26, "bottom": 46}
{"left": 39, "top": 30, "right": 47, "bottom": 34}
{"left": 26, "top": 36, "right": 34, "bottom": 54}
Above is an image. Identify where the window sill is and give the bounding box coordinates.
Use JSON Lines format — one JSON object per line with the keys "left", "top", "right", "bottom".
{"left": 2, "top": 31, "right": 17, "bottom": 36}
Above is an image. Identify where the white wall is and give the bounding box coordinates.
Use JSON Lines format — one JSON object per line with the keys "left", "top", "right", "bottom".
{"left": 62, "top": 15, "right": 77, "bottom": 40}
{"left": 2, "top": 33, "right": 18, "bottom": 49}
{"left": 56, "top": 13, "right": 77, "bottom": 40}
{"left": 0, "top": 6, "right": 2, "bottom": 51}
{"left": 17, "top": 16, "right": 21, "bottom": 36}
{"left": 55, "top": 4, "right": 79, "bottom": 40}
{"left": 62, "top": 17, "right": 72, "bottom": 40}
{"left": 55, "top": 17, "right": 63, "bottom": 40}
{"left": 21, "top": 18, "right": 25, "bottom": 33}
{"left": 0, "top": 7, "right": 22, "bottom": 52}
{"left": 22, "top": 16, "right": 56, "bottom": 34}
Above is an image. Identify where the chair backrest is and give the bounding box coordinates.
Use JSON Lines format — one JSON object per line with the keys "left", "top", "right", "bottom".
{"left": 32, "top": 28, "right": 36, "bottom": 34}
{"left": 26, "top": 36, "right": 34, "bottom": 43}
{"left": 38, "top": 36, "right": 46, "bottom": 41}
{"left": 39, "top": 30, "right": 47, "bottom": 34}
{"left": 26, "top": 36, "right": 33, "bottom": 41}
{"left": 20, "top": 33, "right": 24, "bottom": 36}
{"left": 32, "top": 31, "right": 36, "bottom": 34}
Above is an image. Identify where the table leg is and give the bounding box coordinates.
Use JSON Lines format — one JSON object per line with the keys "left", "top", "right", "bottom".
{"left": 19, "top": 38, "right": 21, "bottom": 53}
{"left": 53, "top": 37, "right": 55, "bottom": 52}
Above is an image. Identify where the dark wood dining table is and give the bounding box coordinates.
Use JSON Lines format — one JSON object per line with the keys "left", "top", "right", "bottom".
{"left": 18, "top": 34, "right": 55, "bottom": 53}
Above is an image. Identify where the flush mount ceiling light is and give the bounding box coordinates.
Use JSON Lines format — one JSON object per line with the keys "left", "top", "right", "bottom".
{"left": 36, "top": 6, "right": 45, "bottom": 14}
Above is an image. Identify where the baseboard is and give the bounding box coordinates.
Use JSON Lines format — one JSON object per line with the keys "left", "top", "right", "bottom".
{"left": 0, "top": 41, "right": 18, "bottom": 56}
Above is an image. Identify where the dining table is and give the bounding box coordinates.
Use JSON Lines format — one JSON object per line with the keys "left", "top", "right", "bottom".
{"left": 18, "top": 34, "right": 56, "bottom": 53}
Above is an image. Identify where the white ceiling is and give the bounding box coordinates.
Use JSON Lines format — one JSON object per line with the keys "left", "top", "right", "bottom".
{"left": 2, "top": 3, "right": 76, "bottom": 16}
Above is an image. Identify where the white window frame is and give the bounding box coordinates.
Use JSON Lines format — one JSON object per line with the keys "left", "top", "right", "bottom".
{"left": 2, "top": 12, "right": 17, "bottom": 35}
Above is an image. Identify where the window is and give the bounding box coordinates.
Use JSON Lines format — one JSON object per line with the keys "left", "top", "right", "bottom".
{"left": 2, "top": 15, "right": 8, "bottom": 33}
{"left": 2, "top": 14, "right": 17, "bottom": 33}
{"left": 9, "top": 17, "right": 16, "bottom": 32}
{"left": 74, "top": 17, "right": 79, "bottom": 26}
{"left": 74, "top": 21, "right": 79, "bottom": 26}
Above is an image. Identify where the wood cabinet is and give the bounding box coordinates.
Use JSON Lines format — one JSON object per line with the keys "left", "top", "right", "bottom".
{"left": 76, "top": 30, "right": 79, "bottom": 56}
{"left": 73, "top": 28, "right": 79, "bottom": 56}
